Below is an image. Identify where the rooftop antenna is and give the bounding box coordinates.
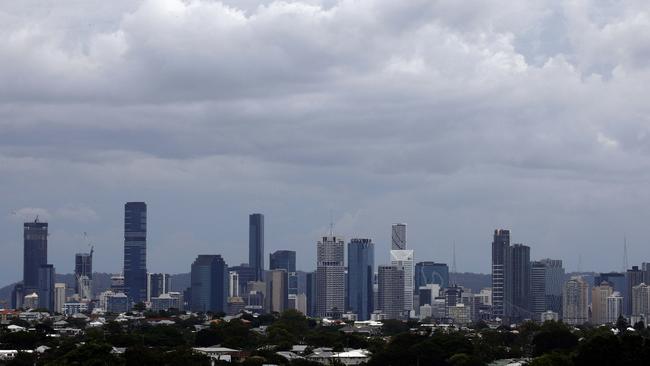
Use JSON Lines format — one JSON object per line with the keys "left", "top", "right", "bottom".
{"left": 451, "top": 241, "right": 457, "bottom": 285}
{"left": 328, "top": 210, "right": 334, "bottom": 236}
{"left": 623, "top": 234, "right": 629, "bottom": 272}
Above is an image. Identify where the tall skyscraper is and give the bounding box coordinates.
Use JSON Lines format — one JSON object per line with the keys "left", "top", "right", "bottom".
{"left": 306, "top": 271, "right": 316, "bottom": 317}
{"left": 315, "top": 235, "right": 345, "bottom": 318}
{"left": 491, "top": 229, "right": 510, "bottom": 320}
{"left": 270, "top": 250, "right": 298, "bottom": 295}
{"left": 390, "top": 250, "right": 414, "bottom": 312}
{"left": 23, "top": 220, "right": 48, "bottom": 293}
{"left": 37, "top": 264, "right": 55, "bottom": 313}
{"left": 75, "top": 251, "right": 93, "bottom": 299}
{"left": 606, "top": 292, "right": 623, "bottom": 324}
{"left": 530, "top": 261, "right": 547, "bottom": 320}
{"left": 378, "top": 265, "right": 405, "bottom": 319}
{"left": 592, "top": 281, "right": 614, "bottom": 324}
{"left": 510, "top": 244, "right": 530, "bottom": 321}
{"left": 626, "top": 266, "right": 645, "bottom": 316}
{"left": 124, "top": 202, "right": 147, "bottom": 303}
{"left": 563, "top": 276, "right": 589, "bottom": 325}
{"left": 229, "top": 271, "right": 240, "bottom": 298}
{"left": 595, "top": 272, "right": 625, "bottom": 315}
{"left": 631, "top": 283, "right": 650, "bottom": 324}
{"left": 347, "top": 238, "right": 374, "bottom": 321}
{"left": 540, "top": 258, "right": 564, "bottom": 316}
{"left": 54, "top": 283, "right": 66, "bottom": 314}
{"left": 391, "top": 223, "right": 407, "bottom": 250}
{"left": 266, "top": 269, "right": 289, "bottom": 313}
{"left": 190, "top": 255, "right": 228, "bottom": 313}
{"left": 414, "top": 262, "right": 449, "bottom": 290}
{"left": 229, "top": 264, "right": 256, "bottom": 297}
{"left": 249, "top": 213, "right": 265, "bottom": 282}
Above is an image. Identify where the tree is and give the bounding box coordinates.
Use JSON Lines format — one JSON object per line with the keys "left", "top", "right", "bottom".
{"left": 133, "top": 302, "right": 147, "bottom": 312}
{"left": 633, "top": 320, "right": 645, "bottom": 331}
{"left": 529, "top": 352, "right": 574, "bottom": 366}
{"left": 616, "top": 315, "right": 628, "bottom": 333}
{"left": 531, "top": 321, "right": 578, "bottom": 356}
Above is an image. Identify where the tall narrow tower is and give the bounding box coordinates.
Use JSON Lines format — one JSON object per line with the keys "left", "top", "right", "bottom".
{"left": 124, "top": 202, "right": 147, "bottom": 303}
{"left": 23, "top": 220, "right": 48, "bottom": 293}
{"left": 315, "top": 234, "right": 345, "bottom": 318}
{"left": 391, "top": 223, "right": 407, "bottom": 250}
{"left": 249, "top": 213, "right": 265, "bottom": 282}
{"left": 491, "top": 229, "right": 510, "bottom": 320}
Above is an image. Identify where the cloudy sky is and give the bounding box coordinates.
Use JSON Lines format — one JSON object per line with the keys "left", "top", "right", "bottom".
{"left": 1, "top": 0, "right": 650, "bottom": 285}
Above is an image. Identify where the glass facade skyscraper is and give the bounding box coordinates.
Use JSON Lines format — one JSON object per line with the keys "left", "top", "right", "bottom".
{"left": 347, "top": 238, "right": 374, "bottom": 320}
{"left": 124, "top": 202, "right": 147, "bottom": 303}
{"left": 190, "top": 255, "right": 228, "bottom": 313}
{"left": 270, "top": 250, "right": 297, "bottom": 295}
{"left": 249, "top": 213, "right": 264, "bottom": 282}
{"left": 414, "top": 261, "right": 449, "bottom": 290}
{"left": 23, "top": 221, "right": 48, "bottom": 292}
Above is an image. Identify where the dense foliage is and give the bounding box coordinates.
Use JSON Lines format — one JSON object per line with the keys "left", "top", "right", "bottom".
{"left": 3, "top": 311, "right": 650, "bottom": 365}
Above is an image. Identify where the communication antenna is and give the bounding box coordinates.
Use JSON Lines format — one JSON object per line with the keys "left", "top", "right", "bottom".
{"left": 623, "top": 234, "right": 629, "bottom": 272}
{"left": 328, "top": 210, "right": 334, "bottom": 236}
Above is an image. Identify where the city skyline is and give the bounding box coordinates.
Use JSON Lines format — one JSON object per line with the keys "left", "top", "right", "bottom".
{"left": 3, "top": 0, "right": 650, "bottom": 286}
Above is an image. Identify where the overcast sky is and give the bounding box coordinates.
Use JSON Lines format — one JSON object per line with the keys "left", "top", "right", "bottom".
{"left": 2, "top": 0, "right": 650, "bottom": 285}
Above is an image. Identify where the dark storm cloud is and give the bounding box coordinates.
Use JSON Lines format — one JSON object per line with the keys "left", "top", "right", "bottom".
{"left": 1, "top": 0, "right": 650, "bottom": 283}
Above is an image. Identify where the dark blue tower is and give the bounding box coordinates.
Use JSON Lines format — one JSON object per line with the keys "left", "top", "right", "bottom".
{"left": 249, "top": 213, "right": 264, "bottom": 281}
{"left": 124, "top": 202, "right": 147, "bottom": 303}
{"left": 347, "top": 238, "right": 374, "bottom": 320}
{"left": 23, "top": 220, "right": 48, "bottom": 293}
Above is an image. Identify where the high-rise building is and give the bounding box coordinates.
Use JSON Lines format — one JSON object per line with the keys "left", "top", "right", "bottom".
{"left": 378, "top": 265, "right": 405, "bottom": 319}
{"left": 249, "top": 213, "right": 265, "bottom": 282}
{"left": 347, "top": 238, "right": 374, "bottom": 321}
{"left": 591, "top": 282, "right": 614, "bottom": 324}
{"left": 390, "top": 249, "right": 414, "bottom": 312}
{"left": 74, "top": 252, "right": 93, "bottom": 296}
{"left": 315, "top": 235, "right": 345, "bottom": 318}
{"left": 491, "top": 229, "right": 510, "bottom": 320}
{"left": 54, "top": 283, "right": 66, "bottom": 314}
{"left": 626, "top": 266, "right": 645, "bottom": 316}
{"left": 124, "top": 202, "right": 147, "bottom": 303}
{"left": 230, "top": 264, "right": 256, "bottom": 297}
{"left": 306, "top": 271, "right": 316, "bottom": 317}
{"left": 510, "top": 244, "right": 530, "bottom": 321}
{"left": 414, "top": 262, "right": 449, "bottom": 290}
{"left": 631, "top": 283, "right": 650, "bottom": 325}
{"left": 530, "top": 261, "right": 547, "bottom": 321}
{"left": 148, "top": 273, "right": 171, "bottom": 302}
{"left": 563, "top": 276, "right": 589, "bottom": 325}
{"left": 266, "top": 269, "right": 288, "bottom": 313}
{"left": 38, "top": 264, "right": 55, "bottom": 312}
{"left": 190, "top": 255, "right": 228, "bottom": 313}
{"left": 23, "top": 220, "right": 48, "bottom": 293}
{"left": 391, "top": 223, "right": 407, "bottom": 250}
{"left": 229, "top": 271, "right": 240, "bottom": 298}
{"left": 606, "top": 292, "right": 623, "bottom": 324}
{"left": 539, "top": 258, "right": 564, "bottom": 316}
{"left": 594, "top": 272, "right": 625, "bottom": 317}
{"left": 11, "top": 284, "right": 24, "bottom": 310}
{"left": 270, "top": 250, "right": 298, "bottom": 295}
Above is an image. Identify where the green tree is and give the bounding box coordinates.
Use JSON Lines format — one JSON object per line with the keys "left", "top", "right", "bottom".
{"left": 529, "top": 352, "right": 574, "bottom": 366}
{"left": 531, "top": 321, "right": 578, "bottom": 356}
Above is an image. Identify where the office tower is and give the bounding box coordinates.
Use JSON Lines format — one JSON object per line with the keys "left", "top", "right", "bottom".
{"left": 229, "top": 271, "right": 240, "bottom": 298}
{"left": 249, "top": 213, "right": 265, "bottom": 282}
{"left": 315, "top": 235, "right": 345, "bottom": 318}
{"left": 530, "top": 261, "right": 547, "bottom": 320}
{"left": 37, "top": 264, "right": 55, "bottom": 312}
{"left": 390, "top": 249, "right": 414, "bottom": 312}
{"left": 377, "top": 265, "right": 405, "bottom": 319}
{"left": 347, "top": 238, "right": 374, "bottom": 320}
{"left": 563, "top": 276, "right": 589, "bottom": 325}
{"left": 510, "top": 244, "right": 530, "bottom": 320}
{"left": 414, "top": 262, "right": 449, "bottom": 290}
{"left": 418, "top": 284, "right": 441, "bottom": 307}
{"left": 148, "top": 273, "right": 171, "bottom": 302}
{"left": 607, "top": 292, "right": 623, "bottom": 324}
{"left": 74, "top": 252, "right": 93, "bottom": 295}
{"left": 151, "top": 292, "right": 183, "bottom": 312}
{"left": 306, "top": 272, "right": 316, "bottom": 317}
{"left": 631, "top": 283, "right": 650, "bottom": 324}
{"left": 491, "top": 229, "right": 510, "bottom": 320}
{"left": 595, "top": 272, "right": 625, "bottom": 316}
{"left": 107, "top": 293, "right": 130, "bottom": 313}
{"left": 444, "top": 285, "right": 463, "bottom": 307}
{"left": 190, "top": 255, "right": 228, "bottom": 313}
{"left": 626, "top": 266, "right": 645, "bottom": 316}
{"left": 591, "top": 282, "right": 614, "bottom": 324}
{"left": 270, "top": 250, "right": 298, "bottom": 295}
{"left": 54, "top": 283, "right": 66, "bottom": 314}
{"left": 24, "top": 292, "right": 39, "bottom": 309}
{"left": 23, "top": 220, "right": 48, "bottom": 293}
{"left": 540, "top": 258, "right": 565, "bottom": 315}
{"left": 266, "top": 269, "right": 289, "bottom": 313}
{"left": 77, "top": 276, "right": 92, "bottom": 300}
{"left": 391, "top": 223, "right": 407, "bottom": 250}
{"left": 245, "top": 281, "right": 266, "bottom": 312}
{"left": 230, "top": 264, "right": 256, "bottom": 297}
{"left": 124, "top": 202, "right": 147, "bottom": 303}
